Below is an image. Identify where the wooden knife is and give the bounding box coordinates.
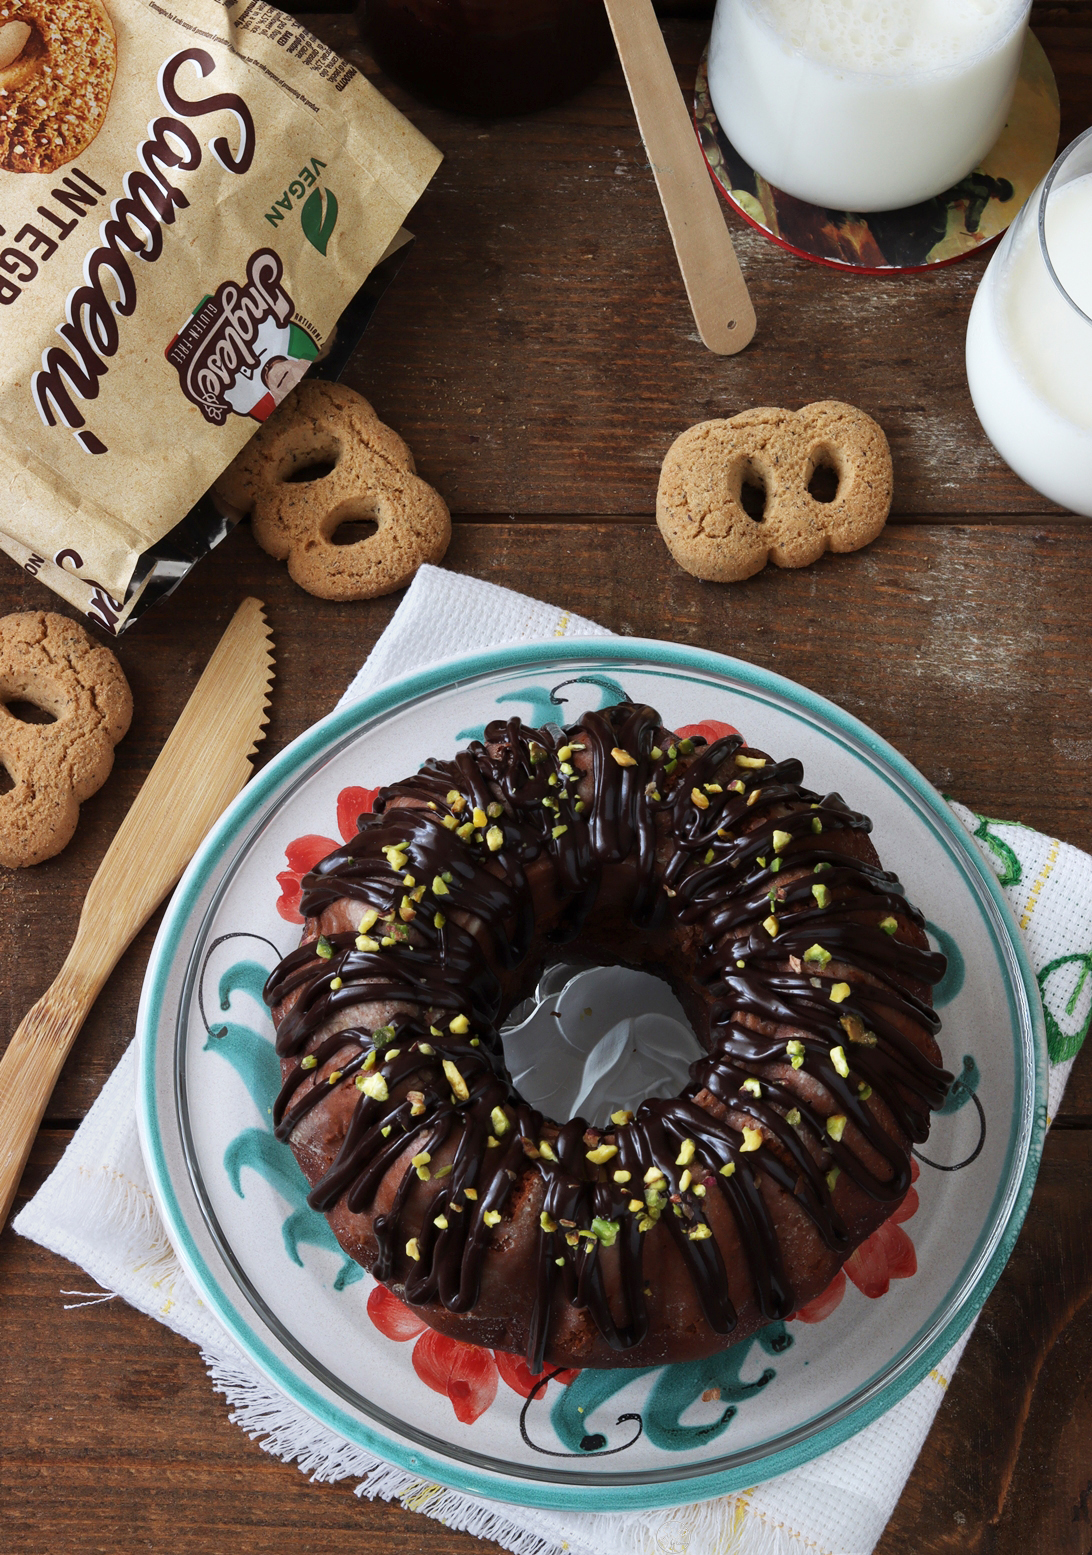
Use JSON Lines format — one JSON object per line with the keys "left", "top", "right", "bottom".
{"left": 0, "top": 596, "right": 275, "bottom": 1227}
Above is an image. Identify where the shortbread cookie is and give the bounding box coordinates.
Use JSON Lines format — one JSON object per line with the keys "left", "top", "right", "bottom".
{"left": 0, "top": 0, "right": 117, "bottom": 175}
{"left": 656, "top": 401, "right": 892, "bottom": 583}
{"left": 0, "top": 611, "right": 131, "bottom": 868}
{"left": 215, "top": 380, "right": 451, "bottom": 601}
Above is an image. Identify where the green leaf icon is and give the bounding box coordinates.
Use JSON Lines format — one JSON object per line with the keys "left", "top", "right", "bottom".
{"left": 1038, "top": 951, "right": 1092, "bottom": 1065}
{"left": 301, "top": 186, "right": 338, "bottom": 256}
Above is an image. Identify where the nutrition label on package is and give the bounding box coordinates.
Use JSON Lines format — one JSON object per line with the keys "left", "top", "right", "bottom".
{"left": 234, "top": 1, "right": 357, "bottom": 89}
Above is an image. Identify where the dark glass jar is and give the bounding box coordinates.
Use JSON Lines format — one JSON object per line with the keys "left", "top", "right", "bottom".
{"left": 357, "top": 0, "right": 615, "bottom": 117}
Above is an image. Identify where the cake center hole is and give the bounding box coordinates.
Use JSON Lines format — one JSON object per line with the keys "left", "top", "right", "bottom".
{"left": 284, "top": 458, "right": 337, "bottom": 483}
{"left": 0, "top": 762, "right": 13, "bottom": 794}
{"left": 500, "top": 961, "right": 703, "bottom": 1130}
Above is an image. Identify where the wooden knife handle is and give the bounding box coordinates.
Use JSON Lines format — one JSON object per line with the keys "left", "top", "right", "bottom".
{"left": 0, "top": 968, "right": 92, "bottom": 1226}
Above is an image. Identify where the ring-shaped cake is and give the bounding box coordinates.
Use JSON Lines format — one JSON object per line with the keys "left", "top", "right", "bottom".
{"left": 265, "top": 702, "right": 951, "bottom": 1371}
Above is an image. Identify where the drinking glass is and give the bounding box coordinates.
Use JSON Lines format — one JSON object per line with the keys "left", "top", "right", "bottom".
{"left": 966, "top": 129, "right": 1092, "bottom": 517}
{"left": 707, "top": 0, "right": 1031, "bottom": 212}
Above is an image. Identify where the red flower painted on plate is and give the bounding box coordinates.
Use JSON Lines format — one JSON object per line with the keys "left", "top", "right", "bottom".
{"left": 674, "top": 720, "right": 741, "bottom": 745}
{"left": 274, "top": 784, "right": 380, "bottom": 923}
{"left": 790, "top": 1160, "right": 921, "bottom": 1321}
{"left": 366, "top": 1284, "right": 577, "bottom": 1422}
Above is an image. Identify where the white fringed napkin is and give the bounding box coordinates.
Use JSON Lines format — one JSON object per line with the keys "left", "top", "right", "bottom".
{"left": 16, "top": 564, "right": 1092, "bottom": 1555}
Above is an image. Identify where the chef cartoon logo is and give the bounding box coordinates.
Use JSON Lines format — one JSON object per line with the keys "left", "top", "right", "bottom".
{"left": 165, "top": 248, "right": 320, "bottom": 426}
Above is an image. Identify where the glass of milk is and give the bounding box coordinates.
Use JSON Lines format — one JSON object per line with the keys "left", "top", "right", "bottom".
{"left": 707, "top": 0, "right": 1031, "bottom": 212}
{"left": 966, "top": 131, "right": 1092, "bottom": 516}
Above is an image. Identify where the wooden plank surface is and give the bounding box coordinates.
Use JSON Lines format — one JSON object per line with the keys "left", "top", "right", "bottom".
{"left": 1, "top": 5, "right": 1092, "bottom": 1555}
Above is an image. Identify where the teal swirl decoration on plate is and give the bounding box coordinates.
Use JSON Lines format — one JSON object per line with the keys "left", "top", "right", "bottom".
{"left": 201, "top": 940, "right": 363, "bottom": 1291}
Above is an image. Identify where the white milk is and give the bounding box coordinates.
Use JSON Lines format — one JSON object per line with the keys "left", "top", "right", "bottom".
{"left": 708, "top": 0, "right": 1030, "bottom": 211}
{"left": 966, "top": 172, "right": 1092, "bottom": 516}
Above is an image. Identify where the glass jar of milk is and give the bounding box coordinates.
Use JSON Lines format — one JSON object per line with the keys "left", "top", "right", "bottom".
{"left": 966, "top": 131, "right": 1092, "bottom": 517}
{"left": 707, "top": 0, "right": 1031, "bottom": 212}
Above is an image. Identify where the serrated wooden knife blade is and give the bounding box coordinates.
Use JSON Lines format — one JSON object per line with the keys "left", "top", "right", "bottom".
{"left": 0, "top": 596, "right": 276, "bottom": 1225}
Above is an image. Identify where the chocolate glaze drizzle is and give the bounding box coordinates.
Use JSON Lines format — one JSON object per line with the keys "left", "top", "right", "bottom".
{"left": 264, "top": 702, "right": 952, "bottom": 1371}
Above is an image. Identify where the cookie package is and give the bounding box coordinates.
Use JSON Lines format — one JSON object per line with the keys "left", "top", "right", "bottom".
{"left": 0, "top": 1, "right": 441, "bottom": 634}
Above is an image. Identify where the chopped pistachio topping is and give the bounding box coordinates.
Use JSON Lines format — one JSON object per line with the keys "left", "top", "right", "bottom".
{"left": 693, "top": 1183, "right": 706, "bottom": 1197}
{"left": 688, "top": 1223, "right": 713, "bottom": 1241}
{"left": 741, "top": 1076, "right": 762, "bottom": 1097}
{"left": 485, "top": 1135, "right": 499, "bottom": 1149}
{"left": 551, "top": 824, "right": 569, "bottom": 840}
{"left": 757, "top": 856, "right": 767, "bottom": 868}
{"left": 431, "top": 874, "right": 450, "bottom": 897}
{"left": 675, "top": 1139, "right": 696, "bottom": 1166}
{"left": 433, "top": 1214, "right": 449, "bottom": 1230}
{"left": 728, "top": 779, "right": 746, "bottom": 794}
{"left": 613, "top": 1169, "right": 632, "bottom": 1184}
{"left": 826, "top": 1166, "right": 840, "bottom": 1192}
{"left": 405, "top": 1238, "right": 421, "bottom": 1261}
{"left": 678, "top": 1168, "right": 693, "bottom": 1192}
{"left": 356, "top": 935, "right": 379, "bottom": 953}
{"left": 357, "top": 907, "right": 379, "bottom": 934}
{"left": 829, "top": 982, "right": 852, "bottom": 1004}
{"left": 472, "top": 807, "right": 488, "bottom": 829}
{"left": 747, "top": 788, "right": 762, "bottom": 807}
{"left": 858, "top": 1082, "right": 873, "bottom": 1100}
{"left": 678, "top": 738, "right": 695, "bottom": 755}
{"left": 301, "top": 1054, "right": 318, "bottom": 1071}
{"left": 487, "top": 801, "right": 504, "bottom": 819}
{"left": 484, "top": 824, "right": 504, "bottom": 852}
{"left": 464, "top": 1187, "right": 478, "bottom": 1200}
{"left": 433, "top": 912, "right": 446, "bottom": 930}
{"left": 586, "top": 1143, "right": 619, "bottom": 1164}
{"left": 650, "top": 745, "right": 663, "bottom": 761}
{"left": 628, "top": 1197, "right": 645, "bottom": 1213}
{"left": 644, "top": 1165, "right": 666, "bottom": 1184}
{"left": 611, "top": 1109, "right": 634, "bottom": 1125}
{"left": 407, "top": 1090, "right": 426, "bottom": 1117}
{"left": 785, "top": 1107, "right": 802, "bottom": 1126}
{"left": 443, "top": 1060, "right": 470, "bottom": 1101}
{"left": 770, "top": 857, "right": 782, "bottom": 873}
{"left": 740, "top": 1126, "right": 763, "bottom": 1152}
{"left": 826, "top": 1114, "right": 847, "bottom": 1141}
{"left": 574, "top": 799, "right": 587, "bottom": 813}
{"left": 591, "top": 1216, "right": 619, "bottom": 1246}
{"left": 490, "top": 1106, "right": 509, "bottom": 1136}
{"left": 763, "top": 914, "right": 779, "bottom": 937}
{"left": 637, "top": 1217, "right": 655, "bottom": 1233}
{"left": 381, "top": 1125, "right": 391, "bottom": 1137}
{"left": 611, "top": 747, "right": 637, "bottom": 767}
{"left": 315, "top": 936, "right": 333, "bottom": 960}
{"left": 664, "top": 759, "right": 677, "bottom": 775}
{"left": 411, "top": 1151, "right": 431, "bottom": 1170}
{"left": 735, "top": 753, "right": 767, "bottom": 769}
{"left": 880, "top": 915, "right": 899, "bottom": 935}
{"left": 812, "top": 883, "right": 831, "bottom": 908}
{"left": 830, "top": 1045, "right": 850, "bottom": 1078}
{"left": 772, "top": 829, "right": 792, "bottom": 853}
{"left": 814, "top": 861, "right": 831, "bottom": 873}
{"left": 736, "top": 959, "right": 746, "bottom": 969}
{"left": 327, "top": 1069, "right": 343, "bottom": 1085}
{"left": 540, "top": 1210, "right": 558, "bottom": 1233}
{"left": 361, "top": 1051, "right": 376, "bottom": 1071}
{"left": 560, "top": 762, "right": 575, "bottom": 777}
{"left": 357, "top": 1071, "right": 388, "bottom": 1101}
{"left": 691, "top": 788, "right": 710, "bottom": 810}
{"left": 483, "top": 1210, "right": 502, "bottom": 1227}
{"left": 667, "top": 745, "right": 678, "bottom": 760}
{"left": 456, "top": 821, "right": 475, "bottom": 840}
{"left": 803, "top": 943, "right": 832, "bottom": 968}
{"left": 441, "top": 815, "right": 458, "bottom": 830}
{"left": 419, "top": 1041, "right": 436, "bottom": 1055}
{"left": 704, "top": 847, "right": 715, "bottom": 864}
{"left": 538, "top": 1139, "right": 558, "bottom": 1161}
{"left": 786, "top": 1038, "right": 806, "bottom": 1069}
{"left": 719, "top": 1161, "right": 736, "bottom": 1177}
{"left": 811, "top": 817, "right": 823, "bottom": 834}
{"left": 557, "top": 744, "right": 573, "bottom": 761}
{"left": 449, "top": 1013, "right": 470, "bottom": 1034}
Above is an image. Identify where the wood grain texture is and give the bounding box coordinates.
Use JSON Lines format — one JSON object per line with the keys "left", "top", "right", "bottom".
{"left": 1, "top": 8, "right": 1091, "bottom": 1554}
{"left": 309, "top": 8, "right": 1092, "bottom": 520}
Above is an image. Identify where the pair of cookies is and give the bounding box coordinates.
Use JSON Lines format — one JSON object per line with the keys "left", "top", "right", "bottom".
{"left": 656, "top": 402, "right": 892, "bottom": 582}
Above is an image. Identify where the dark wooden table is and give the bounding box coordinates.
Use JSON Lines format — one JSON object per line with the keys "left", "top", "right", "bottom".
{"left": 4, "top": 5, "right": 1092, "bottom": 1552}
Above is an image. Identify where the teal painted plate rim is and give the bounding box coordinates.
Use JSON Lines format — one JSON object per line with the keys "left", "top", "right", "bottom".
{"left": 135, "top": 636, "right": 1047, "bottom": 1512}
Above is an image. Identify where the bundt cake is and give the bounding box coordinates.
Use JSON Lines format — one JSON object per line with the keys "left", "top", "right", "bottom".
{"left": 265, "top": 701, "right": 951, "bottom": 1371}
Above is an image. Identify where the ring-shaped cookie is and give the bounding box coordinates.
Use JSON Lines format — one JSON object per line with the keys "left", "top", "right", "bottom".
{"left": 215, "top": 381, "right": 452, "bottom": 602}
{"left": 0, "top": 1, "right": 117, "bottom": 175}
{"left": 0, "top": 611, "right": 132, "bottom": 868}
